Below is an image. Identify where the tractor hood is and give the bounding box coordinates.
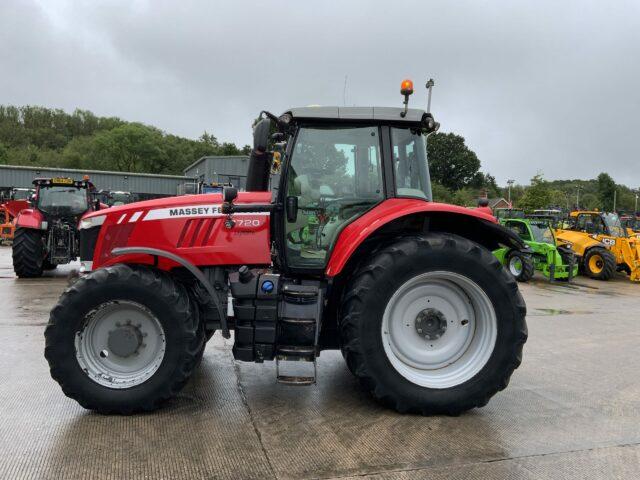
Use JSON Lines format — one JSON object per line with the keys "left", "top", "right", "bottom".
{"left": 80, "top": 192, "right": 273, "bottom": 272}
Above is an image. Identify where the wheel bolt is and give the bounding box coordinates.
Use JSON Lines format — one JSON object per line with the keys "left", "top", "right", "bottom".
{"left": 417, "top": 328, "right": 423, "bottom": 333}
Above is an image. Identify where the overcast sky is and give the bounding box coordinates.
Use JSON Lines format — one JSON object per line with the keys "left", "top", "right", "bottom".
{"left": 1, "top": 0, "right": 639, "bottom": 186}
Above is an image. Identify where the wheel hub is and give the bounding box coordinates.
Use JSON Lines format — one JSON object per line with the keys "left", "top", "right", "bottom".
{"left": 107, "top": 323, "right": 144, "bottom": 358}
{"left": 415, "top": 308, "right": 447, "bottom": 340}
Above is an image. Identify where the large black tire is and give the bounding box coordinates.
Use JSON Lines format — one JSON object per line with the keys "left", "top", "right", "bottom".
{"left": 339, "top": 234, "right": 527, "bottom": 415}
{"left": 505, "top": 249, "right": 535, "bottom": 282}
{"left": 43, "top": 259, "right": 58, "bottom": 270}
{"left": 44, "top": 264, "right": 204, "bottom": 414}
{"left": 12, "top": 227, "right": 45, "bottom": 278}
{"left": 583, "top": 247, "right": 616, "bottom": 280}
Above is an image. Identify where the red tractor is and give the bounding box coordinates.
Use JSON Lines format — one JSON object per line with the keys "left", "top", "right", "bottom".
{"left": 45, "top": 81, "right": 527, "bottom": 415}
{"left": 12, "top": 177, "right": 99, "bottom": 277}
{"left": 0, "top": 190, "right": 32, "bottom": 244}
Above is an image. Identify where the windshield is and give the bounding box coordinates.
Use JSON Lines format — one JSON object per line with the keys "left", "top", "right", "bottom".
{"left": 530, "top": 222, "right": 555, "bottom": 244}
{"left": 37, "top": 186, "right": 88, "bottom": 216}
{"left": 603, "top": 213, "right": 626, "bottom": 237}
{"left": 391, "top": 128, "right": 432, "bottom": 200}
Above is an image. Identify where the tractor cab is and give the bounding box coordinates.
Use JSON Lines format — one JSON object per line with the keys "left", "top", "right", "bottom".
{"left": 570, "top": 211, "right": 626, "bottom": 238}
{"left": 265, "top": 107, "right": 435, "bottom": 270}
{"left": 10, "top": 187, "right": 34, "bottom": 202}
{"left": 33, "top": 177, "right": 94, "bottom": 220}
{"left": 495, "top": 208, "right": 525, "bottom": 220}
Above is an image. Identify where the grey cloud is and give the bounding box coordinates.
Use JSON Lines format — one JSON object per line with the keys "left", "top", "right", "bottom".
{"left": 2, "top": 0, "right": 639, "bottom": 186}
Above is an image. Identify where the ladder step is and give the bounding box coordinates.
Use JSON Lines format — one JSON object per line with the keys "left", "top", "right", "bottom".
{"left": 277, "top": 345, "right": 315, "bottom": 357}
{"left": 280, "top": 317, "right": 316, "bottom": 326}
{"left": 277, "top": 375, "right": 315, "bottom": 386}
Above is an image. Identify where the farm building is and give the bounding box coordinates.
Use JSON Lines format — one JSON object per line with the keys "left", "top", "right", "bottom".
{"left": 0, "top": 164, "right": 196, "bottom": 200}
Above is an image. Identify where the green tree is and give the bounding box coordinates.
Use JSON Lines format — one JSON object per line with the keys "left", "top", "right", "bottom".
{"left": 451, "top": 187, "right": 476, "bottom": 207}
{"left": 0, "top": 142, "right": 7, "bottom": 164}
{"left": 427, "top": 132, "right": 481, "bottom": 191}
{"left": 517, "top": 174, "right": 551, "bottom": 211}
{"left": 91, "top": 124, "right": 168, "bottom": 173}
{"left": 597, "top": 172, "right": 616, "bottom": 211}
{"left": 431, "top": 182, "right": 453, "bottom": 203}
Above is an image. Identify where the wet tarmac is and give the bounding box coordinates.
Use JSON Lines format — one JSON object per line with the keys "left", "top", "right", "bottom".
{"left": 0, "top": 246, "right": 638, "bottom": 479}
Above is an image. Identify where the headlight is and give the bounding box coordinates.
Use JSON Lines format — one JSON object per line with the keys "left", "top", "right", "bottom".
{"left": 80, "top": 215, "right": 106, "bottom": 230}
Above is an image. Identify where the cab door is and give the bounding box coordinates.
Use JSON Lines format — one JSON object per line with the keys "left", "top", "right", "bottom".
{"left": 281, "top": 125, "right": 385, "bottom": 272}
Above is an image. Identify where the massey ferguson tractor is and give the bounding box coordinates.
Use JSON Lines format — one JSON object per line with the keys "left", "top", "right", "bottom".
{"left": 45, "top": 80, "right": 528, "bottom": 415}
{"left": 12, "top": 177, "right": 98, "bottom": 277}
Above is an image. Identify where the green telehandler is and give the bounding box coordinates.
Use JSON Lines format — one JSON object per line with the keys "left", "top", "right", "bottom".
{"left": 494, "top": 217, "right": 578, "bottom": 282}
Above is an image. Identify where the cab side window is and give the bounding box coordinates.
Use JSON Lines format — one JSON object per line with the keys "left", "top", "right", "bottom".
{"left": 285, "top": 126, "right": 384, "bottom": 269}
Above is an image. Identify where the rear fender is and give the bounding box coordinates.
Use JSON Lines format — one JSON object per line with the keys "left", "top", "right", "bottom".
{"left": 15, "top": 209, "right": 45, "bottom": 230}
{"left": 325, "top": 199, "right": 525, "bottom": 277}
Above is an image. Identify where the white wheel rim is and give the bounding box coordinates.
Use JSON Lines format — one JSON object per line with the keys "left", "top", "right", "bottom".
{"left": 75, "top": 300, "right": 166, "bottom": 389}
{"left": 509, "top": 256, "right": 523, "bottom": 276}
{"left": 381, "top": 271, "right": 497, "bottom": 389}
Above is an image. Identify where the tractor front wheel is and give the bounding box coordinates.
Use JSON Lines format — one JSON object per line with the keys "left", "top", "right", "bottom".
{"left": 44, "top": 264, "right": 204, "bottom": 414}
{"left": 340, "top": 234, "right": 527, "bottom": 415}
{"left": 583, "top": 247, "right": 616, "bottom": 280}
{"left": 12, "top": 227, "right": 45, "bottom": 278}
{"left": 506, "top": 250, "right": 535, "bottom": 282}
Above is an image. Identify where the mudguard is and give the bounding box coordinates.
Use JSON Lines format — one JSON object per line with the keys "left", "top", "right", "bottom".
{"left": 2, "top": 200, "right": 30, "bottom": 218}
{"left": 15, "top": 209, "right": 45, "bottom": 230}
{"left": 325, "top": 199, "right": 526, "bottom": 277}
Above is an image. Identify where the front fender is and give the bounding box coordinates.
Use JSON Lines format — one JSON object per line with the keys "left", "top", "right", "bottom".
{"left": 15, "top": 209, "right": 45, "bottom": 229}
{"left": 325, "top": 199, "right": 524, "bottom": 277}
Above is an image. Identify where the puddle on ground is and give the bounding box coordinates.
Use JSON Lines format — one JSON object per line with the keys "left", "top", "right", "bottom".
{"left": 530, "top": 308, "right": 594, "bottom": 316}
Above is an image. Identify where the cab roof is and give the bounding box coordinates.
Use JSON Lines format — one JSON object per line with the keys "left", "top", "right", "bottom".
{"left": 284, "top": 106, "right": 428, "bottom": 124}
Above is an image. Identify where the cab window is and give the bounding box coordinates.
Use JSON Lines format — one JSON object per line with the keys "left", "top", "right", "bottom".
{"left": 391, "top": 127, "right": 432, "bottom": 200}
{"left": 505, "top": 221, "right": 530, "bottom": 241}
{"left": 285, "top": 126, "right": 383, "bottom": 269}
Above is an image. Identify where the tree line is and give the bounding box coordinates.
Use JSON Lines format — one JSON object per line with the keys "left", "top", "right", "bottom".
{"left": 502, "top": 173, "right": 638, "bottom": 213}
{"left": 0, "top": 105, "right": 250, "bottom": 175}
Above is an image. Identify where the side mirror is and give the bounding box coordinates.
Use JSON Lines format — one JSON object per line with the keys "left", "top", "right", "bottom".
{"left": 223, "top": 187, "right": 238, "bottom": 203}
{"left": 286, "top": 196, "right": 298, "bottom": 222}
{"left": 93, "top": 199, "right": 101, "bottom": 211}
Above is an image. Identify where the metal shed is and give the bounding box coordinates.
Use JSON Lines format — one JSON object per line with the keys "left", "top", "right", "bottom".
{"left": 183, "top": 155, "right": 280, "bottom": 191}
{"left": 0, "top": 165, "right": 195, "bottom": 198}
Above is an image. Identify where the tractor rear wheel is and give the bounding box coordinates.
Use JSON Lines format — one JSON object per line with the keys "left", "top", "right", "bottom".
{"left": 506, "top": 250, "right": 535, "bottom": 282}
{"left": 44, "top": 264, "right": 204, "bottom": 414}
{"left": 583, "top": 247, "right": 616, "bottom": 280}
{"left": 12, "top": 227, "right": 45, "bottom": 278}
{"left": 339, "top": 234, "right": 527, "bottom": 415}
{"left": 43, "top": 259, "right": 58, "bottom": 270}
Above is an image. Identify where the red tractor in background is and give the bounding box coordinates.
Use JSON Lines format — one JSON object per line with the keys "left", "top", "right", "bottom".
{"left": 0, "top": 189, "right": 32, "bottom": 244}
{"left": 45, "top": 81, "right": 528, "bottom": 415}
{"left": 12, "top": 177, "right": 99, "bottom": 277}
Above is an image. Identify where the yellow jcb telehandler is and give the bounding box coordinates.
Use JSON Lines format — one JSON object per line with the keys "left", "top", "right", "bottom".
{"left": 555, "top": 211, "right": 640, "bottom": 282}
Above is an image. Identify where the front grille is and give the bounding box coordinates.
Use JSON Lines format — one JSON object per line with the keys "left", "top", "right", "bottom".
{"left": 80, "top": 226, "right": 100, "bottom": 261}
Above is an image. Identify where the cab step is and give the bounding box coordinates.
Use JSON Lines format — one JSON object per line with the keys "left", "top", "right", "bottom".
{"left": 275, "top": 283, "right": 323, "bottom": 385}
